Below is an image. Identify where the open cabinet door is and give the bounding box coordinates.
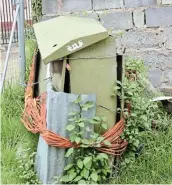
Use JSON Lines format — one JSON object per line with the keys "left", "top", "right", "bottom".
{"left": 38, "top": 57, "right": 67, "bottom": 95}
{"left": 69, "top": 37, "right": 117, "bottom": 131}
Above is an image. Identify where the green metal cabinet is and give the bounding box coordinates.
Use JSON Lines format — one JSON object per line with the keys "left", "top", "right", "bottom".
{"left": 69, "top": 37, "right": 117, "bottom": 131}
{"left": 33, "top": 16, "right": 123, "bottom": 184}
{"left": 33, "top": 16, "right": 108, "bottom": 64}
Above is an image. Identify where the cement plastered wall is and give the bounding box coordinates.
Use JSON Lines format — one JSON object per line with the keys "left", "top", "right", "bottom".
{"left": 42, "top": 0, "right": 172, "bottom": 92}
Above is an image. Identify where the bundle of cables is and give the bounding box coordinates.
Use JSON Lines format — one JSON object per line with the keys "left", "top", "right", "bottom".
{"left": 22, "top": 53, "right": 128, "bottom": 156}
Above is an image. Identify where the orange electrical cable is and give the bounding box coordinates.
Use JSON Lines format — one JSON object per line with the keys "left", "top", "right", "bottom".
{"left": 21, "top": 53, "right": 128, "bottom": 156}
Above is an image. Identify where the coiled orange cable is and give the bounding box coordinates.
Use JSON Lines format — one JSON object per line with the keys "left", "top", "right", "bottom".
{"left": 21, "top": 52, "right": 128, "bottom": 156}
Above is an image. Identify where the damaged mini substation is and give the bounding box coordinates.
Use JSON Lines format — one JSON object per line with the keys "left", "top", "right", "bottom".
{"left": 22, "top": 16, "right": 172, "bottom": 184}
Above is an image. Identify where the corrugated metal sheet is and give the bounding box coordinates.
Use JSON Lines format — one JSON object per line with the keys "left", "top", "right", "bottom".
{"left": 35, "top": 90, "right": 96, "bottom": 183}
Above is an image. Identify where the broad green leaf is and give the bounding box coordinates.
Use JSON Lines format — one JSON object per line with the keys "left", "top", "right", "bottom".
{"left": 65, "top": 148, "right": 74, "bottom": 157}
{"left": 83, "top": 156, "right": 92, "bottom": 169}
{"left": 85, "top": 101, "right": 95, "bottom": 108}
{"left": 82, "top": 168, "right": 89, "bottom": 179}
{"left": 75, "top": 136, "right": 81, "bottom": 144}
{"left": 81, "top": 139, "right": 89, "bottom": 145}
{"left": 116, "top": 91, "right": 121, "bottom": 96}
{"left": 80, "top": 144, "right": 89, "bottom": 148}
{"left": 117, "top": 80, "right": 122, "bottom": 86}
{"left": 97, "top": 153, "right": 108, "bottom": 160}
{"left": 69, "top": 172, "right": 77, "bottom": 181}
{"left": 75, "top": 118, "right": 86, "bottom": 123}
{"left": 143, "top": 122, "right": 149, "bottom": 128}
{"left": 141, "top": 115, "right": 147, "bottom": 121}
{"left": 66, "top": 124, "right": 75, "bottom": 131}
{"left": 89, "top": 119, "right": 99, "bottom": 124}
{"left": 64, "top": 164, "right": 73, "bottom": 171}
{"left": 113, "top": 86, "right": 120, "bottom": 90}
{"left": 103, "top": 140, "right": 112, "bottom": 146}
{"left": 90, "top": 171, "right": 98, "bottom": 182}
{"left": 77, "top": 159, "right": 83, "bottom": 169}
{"left": 125, "top": 158, "right": 130, "bottom": 164}
{"left": 133, "top": 139, "right": 139, "bottom": 147}
{"left": 69, "top": 135, "right": 76, "bottom": 142}
{"left": 74, "top": 95, "right": 82, "bottom": 103}
{"left": 78, "top": 180, "right": 87, "bottom": 184}
{"left": 82, "top": 107, "right": 89, "bottom": 111}
{"left": 78, "top": 122, "right": 84, "bottom": 127}
{"left": 91, "top": 133, "right": 99, "bottom": 139}
{"left": 131, "top": 113, "right": 137, "bottom": 117}
{"left": 73, "top": 176, "right": 82, "bottom": 182}
{"left": 93, "top": 116, "right": 100, "bottom": 121}
{"left": 96, "top": 137, "right": 105, "bottom": 142}
{"left": 60, "top": 175, "right": 70, "bottom": 182}
{"left": 127, "top": 91, "right": 133, "bottom": 96}
{"left": 101, "top": 123, "right": 107, "bottom": 130}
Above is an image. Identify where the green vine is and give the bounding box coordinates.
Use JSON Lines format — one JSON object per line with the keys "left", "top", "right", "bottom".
{"left": 17, "top": 148, "right": 40, "bottom": 184}
{"left": 55, "top": 95, "right": 112, "bottom": 184}
{"left": 32, "top": 0, "right": 42, "bottom": 23}
{"left": 112, "top": 58, "right": 170, "bottom": 166}
{"left": 54, "top": 58, "right": 170, "bottom": 183}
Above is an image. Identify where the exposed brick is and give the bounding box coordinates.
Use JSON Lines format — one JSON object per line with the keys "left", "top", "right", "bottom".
{"left": 93, "top": 0, "right": 123, "bottom": 10}
{"left": 157, "top": 0, "right": 162, "bottom": 5}
{"left": 61, "top": 0, "right": 92, "bottom": 12}
{"left": 133, "top": 10, "right": 144, "bottom": 28}
{"left": 160, "top": 85, "right": 172, "bottom": 94}
{"left": 71, "top": 11, "right": 99, "bottom": 20}
{"left": 42, "top": 0, "right": 58, "bottom": 15}
{"left": 162, "top": 70, "right": 172, "bottom": 85}
{"left": 42, "top": 0, "right": 92, "bottom": 14}
{"left": 148, "top": 69, "right": 162, "bottom": 87}
{"left": 124, "top": 49, "right": 172, "bottom": 87}
{"left": 124, "top": 0, "right": 156, "bottom": 8}
{"left": 162, "top": 0, "right": 172, "bottom": 4}
{"left": 116, "top": 30, "right": 164, "bottom": 54}
{"left": 146, "top": 7, "right": 172, "bottom": 27}
{"left": 165, "top": 27, "right": 172, "bottom": 49}
{"left": 99, "top": 11, "right": 133, "bottom": 30}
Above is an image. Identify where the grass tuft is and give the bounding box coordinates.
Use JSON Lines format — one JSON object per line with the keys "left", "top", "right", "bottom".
{"left": 1, "top": 39, "right": 38, "bottom": 184}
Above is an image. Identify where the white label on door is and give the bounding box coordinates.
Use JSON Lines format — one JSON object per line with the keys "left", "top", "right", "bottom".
{"left": 67, "top": 40, "right": 84, "bottom": 52}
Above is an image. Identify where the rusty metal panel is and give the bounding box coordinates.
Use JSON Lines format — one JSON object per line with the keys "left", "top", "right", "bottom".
{"left": 69, "top": 37, "right": 117, "bottom": 131}
{"left": 35, "top": 90, "right": 96, "bottom": 184}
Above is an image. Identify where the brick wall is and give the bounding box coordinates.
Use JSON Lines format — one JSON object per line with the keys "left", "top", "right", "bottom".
{"left": 42, "top": 0, "right": 172, "bottom": 92}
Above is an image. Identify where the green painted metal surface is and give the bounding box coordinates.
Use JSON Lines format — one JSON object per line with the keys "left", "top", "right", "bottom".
{"left": 69, "top": 37, "right": 117, "bottom": 131}
{"left": 38, "top": 57, "right": 67, "bottom": 95}
{"left": 38, "top": 55, "right": 47, "bottom": 95}
{"left": 33, "top": 16, "right": 108, "bottom": 64}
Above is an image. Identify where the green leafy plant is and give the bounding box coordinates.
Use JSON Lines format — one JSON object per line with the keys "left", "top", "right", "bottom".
{"left": 17, "top": 148, "right": 40, "bottom": 184}
{"left": 32, "top": 0, "right": 42, "bottom": 23}
{"left": 58, "top": 95, "right": 111, "bottom": 184}
{"left": 112, "top": 58, "right": 171, "bottom": 166}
